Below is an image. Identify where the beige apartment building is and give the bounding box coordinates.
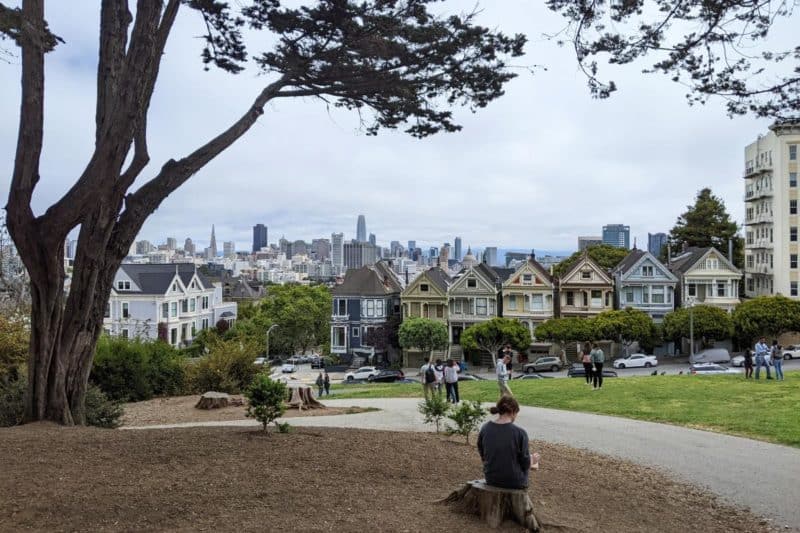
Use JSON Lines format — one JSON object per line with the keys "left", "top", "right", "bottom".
{"left": 743, "top": 121, "right": 800, "bottom": 298}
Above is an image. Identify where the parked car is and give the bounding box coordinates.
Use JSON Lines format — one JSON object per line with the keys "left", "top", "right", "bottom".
{"left": 522, "top": 357, "right": 563, "bottom": 373}
{"left": 689, "top": 363, "right": 739, "bottom": 375}
{"left": 782, "top": 345, "right": 799, "bottom": 360}
{"left": 310, "top": 356, "right": 331, "bottom": 369}
{"left": 254, "top": 357, "right": 267, "bottom": 366}
{"left": 345, "top": 366, "right": 380, "bottom": 381}
{"left": 457, "top": 373, "right": 487, "bottom": 382}
{"left": 513, "top": 373, "right": 553, "bottom": 380}
{"left": 731, "top": 355, "right": 746, "bottom": 367}
{"left": 269, "top": 357, "right": 284, "bottom": 367}
{"left": 689, "top": 348, "right": 731, "bottom": 364}
{"left": 567, "top": 364, "right": 618, "bottom": 379}
{"left": 612, "top": 353, "right": 658, "bottom": 369}
{"left": 368, "top": 369, "right": 405, "bottom": 383}
{"left": 281, "top": 362, "right": 297, "bottom": 373}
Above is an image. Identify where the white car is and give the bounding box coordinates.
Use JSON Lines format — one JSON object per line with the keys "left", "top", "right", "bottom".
{"left": 782, "top": 345, "right": 799, "bottom": 360}
{"left": 345, "top": 366, "right": 380, "bottom": 381}
{"left": 254, "top": 357, "right": 267, "bottom": 366}
{"left": 612, "top": 353, "right": 658, "bottom": 369}
{"left": 689, "top": 363, "right": 739, "bottom": 375}
{"left": 281, "top": 362, "right": 297, "bottom": 373}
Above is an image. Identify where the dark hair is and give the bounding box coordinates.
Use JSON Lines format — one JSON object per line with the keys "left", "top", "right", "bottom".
{"left": 583, "top": 342, "right": 591, "bottom": 354}
{"left": 447, "top": 358, "right": 455, "bottom": 367}
{"left": 490, "top": 396, "right": 520, "bottom": 416}
{"left": 591, "top": 342, "right": 598, "bottom": 349}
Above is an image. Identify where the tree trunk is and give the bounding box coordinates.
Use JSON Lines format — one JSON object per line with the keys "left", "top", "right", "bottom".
{"left": 440, "top": 480, "right": 540, "bottom": 532}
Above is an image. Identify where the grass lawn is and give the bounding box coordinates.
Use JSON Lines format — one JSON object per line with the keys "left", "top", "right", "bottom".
{"left": 333, "top": 372, "right": 800, "bottom": 447}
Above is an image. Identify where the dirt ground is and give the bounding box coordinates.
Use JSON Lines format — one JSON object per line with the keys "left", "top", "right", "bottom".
{"left": 121, "top": 395, "right": 371, "bottom": 426}
{"left": 0, "top": 424, "right": 775, "bottom": 533}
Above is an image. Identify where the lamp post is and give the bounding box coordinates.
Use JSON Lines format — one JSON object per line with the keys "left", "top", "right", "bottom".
{"left": 266, "top": 324, "right": 278, "bottom": 357}
{"left": 687, "top": 297, "right": 696, "bottom": 358}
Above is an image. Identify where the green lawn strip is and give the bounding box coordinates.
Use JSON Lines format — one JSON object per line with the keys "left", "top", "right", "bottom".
{"left": 332, "top": 372, "right": 800, "bottom": 447}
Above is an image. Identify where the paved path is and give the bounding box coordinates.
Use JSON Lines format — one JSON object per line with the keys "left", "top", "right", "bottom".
{"left": 126, "top": 398, "right": 800, "bottom": 530}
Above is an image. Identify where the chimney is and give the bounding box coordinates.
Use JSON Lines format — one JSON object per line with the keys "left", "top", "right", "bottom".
{"left": 530, "top": 248, "right": 536, "bottom": 260}
{"left": 404, "top": 268, "right": 409, "bottom": 286}
{"left": 728, "top": 239, "right": 734, "bottom": 262}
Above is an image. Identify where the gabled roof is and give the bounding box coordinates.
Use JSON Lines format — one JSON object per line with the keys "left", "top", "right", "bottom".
{"left": 504, "top": 258, "right": 554, "bottom": 287}
{"left": 117, "top": 263, "right": 212, "bottom": 295}
{"left": 615, "top": 248, "right": 678, "bottom": 283}
{"left": 333, "top": 261, "right": 402, "bottom": 297}
{"left": 668, "top": 247, "right": 740, "bottom": 276}
{"left": 561, "top": 253, "right": 613, "bottom": 284}
{"left": 425, "top": 266, "right": 451, "bottom": 293}
{"left": 614, "top": 248, "right": 647, "bottom": 275}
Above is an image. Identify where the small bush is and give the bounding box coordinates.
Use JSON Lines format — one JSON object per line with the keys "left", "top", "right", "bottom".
{"left": 446, "top": 401, "right": 486, "bottom": 444}
{"left": 0, "top": 378, "right": 25, "bottom": 427}
{"left": 245, "top": 373, "right": 287, "bottom": 431}
{"left": 85, "top": 384, "right": 123, "bottom": 429}
{"left": 191, "top": 337, "right": 260, "bottom": 394}
{"left": 418, "top": 394, "right": 450, "bottom": 433}
{"left": 276, "top": 421, "right": 291, "bottom": 433}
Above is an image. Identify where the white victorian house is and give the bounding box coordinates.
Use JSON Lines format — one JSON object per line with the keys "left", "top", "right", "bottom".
{"left": 669, "top": 247, "right": 743, "bottom": 312}
{"left": 613, "top": 248, "right": 678, "bottom": 322}
{"left": 104, "top": 263, "right": 237, "bottom": 346}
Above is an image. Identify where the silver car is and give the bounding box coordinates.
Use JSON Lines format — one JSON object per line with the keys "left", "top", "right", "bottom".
{"left": 689, "top": 348, "right": 731, "bottom": 364}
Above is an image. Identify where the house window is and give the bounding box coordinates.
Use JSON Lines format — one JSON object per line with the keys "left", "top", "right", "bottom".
{"left": 522, "top": 295, "right": 531, "bottom": 312}
{"left": 162, "top": 302, "right": 169, "bottom": 319}
{"left": 467, "top": 278, "right": 477, "bottom": 288}
{"left": 116, "top": 280, "right": 131, "bottom": 290}
{"left": 366, "top": 300, "right": 375, "bottom": 317}
{"left": 476, "top": 298, "right": 487, "bottom": 315}
{"left": 411, "top": 302, "right": 421, "bottom": 316}
{"left": 170, "top": 302, "right": 178, "bottom": 317}
{"left": 531, "top": 294, "right": 543, "bottom": 310}
{"left": 201, "top": 296, "right": 209, "bottom": 309}
{"left": 790, "top": 144, "right": 797, "bottom": 161}
{"left": 190, "top": 298, "right": 196, "bottom": 312}
{"left": 121, "top": 328, "right": 129, "bottom": 339}
{"left": 717, "top": 282, "right": 727, "bottom": 297}
{"left": 792, "top": 282, "right": 798, "bottom": 297}
{"left": 791, "top": 227, "right": 798, "bottom": 242}
{"left": 705, "top": 259, "right": 718, "bottom": 270}
{"left": 790, "top": 172, "right": 797, "bottom": 187}
{"left": 508, "top": 295, "right": 517, "bottom": 311}
{"left": 688, "top": 284, "right": 697, "bottom": 297}
{"left": 436, "top": 305, "right": 444, "bottom": 318}
{"left": 566, "top": 291, "right": 574, "bottom": 306}
{"left": 652, "top": 289, "right": 665, "bottom": 304}
{"left": 332, "top": 326, "right": 346, "bottom": 347}
{"left": 420, "top": 283, "right": 429, "bottom": 292}
{"left": 643, "top": 291, "right": 649, "bottom": 303}
{"left": 181, "top": 299, "right": 188, "bottom": 313}
{"left": 376, "top": 300, "right": 384, "bottom": 317}
{"left": 522, "top": 274, "right": 533, "bottom": 284}
{"left": 791, "top": 254, "right": 798, "bottom": 269}
{"left": 454, "top": 300, "right": 462, "bottom": 314}
{"left": 747, "top": 255, "right": 754, "bottom": 268}
{"left": 626, "top": 289, "right": 634, "bottom": 303}
{"left": 581, "top": 271, "right": 592, "bottom": 280}
{"left": 201, "top": 318, "right": 209, "bottom": 330}
{"left": 605, "top": 292, "right": 612, "bottom": 306}
{"left": 121, "top": 302, "right": 129, "bottom": 319}
{"left": 191, "top": 280, "right": 197, "bottom": 289}
{"left": 170, "top": 328, "right": 177, "bottom": 345}
{"left": 791, "top": 200, "right": 798, "bottom": 215}
{"left": 104, "top": 303, "right": 110, "bottom": 318}
{"left": 641, "top": 266, "right": 654, "bottom": 277}
{"left": 583, "top": 292, "right": 589, "bottom": 306}
{"left": 352, "top": 327, "right": 359, "bottom": 338}
{"left": 172, "top": 282, "right": 177, "bottom": 292}
{"left": 335, "top": 299, "right": 346, "bottom": 316}
{"left": 489, "top": 299, "right": 496, "bottom": 315}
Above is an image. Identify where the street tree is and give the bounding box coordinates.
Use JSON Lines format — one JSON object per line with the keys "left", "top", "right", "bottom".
{"left": 398, "top": 317, "right": 448, "bottom": 364}
{"left": 663, "top": 305, "right": 733, "bottom": 348}
{"left": 667, "top": 188, "right": 743, "bottom": 267}
{"left": 593, "top": 308, "right": 658, "bottom": 355}
{"left": 533, "top": 317, "right": 596, "bottom": 344}
{"left": 460, "top": 318, "right": 531, "bottom": 361}
{"left": 732, "top": 296, "right": 800, "bottom": 345}
{"left": 2, "top": 1, "right": 524, "bottom": 425}
{"left": 552, "top": 244, "right": 628, "bottom": 278}
{"left": 546, "top": 0, "right": 800, "bottom": 119}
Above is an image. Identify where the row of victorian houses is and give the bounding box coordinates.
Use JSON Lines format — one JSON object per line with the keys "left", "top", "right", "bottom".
{"left": 331, "top": 246, "right": 743, "bottom": 367}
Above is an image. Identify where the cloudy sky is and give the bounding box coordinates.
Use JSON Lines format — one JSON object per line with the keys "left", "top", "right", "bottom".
{"left": 0, "top": 1, "right": 787, "bottom": 255}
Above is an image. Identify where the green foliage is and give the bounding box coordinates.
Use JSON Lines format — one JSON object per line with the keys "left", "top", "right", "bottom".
{"left": 732, "top": 296, "right": 800, "bottom": 345}
{"left": 84, "top": 384, "right": 123, "bottom": 429}
{"left": 460, "top": 317, "right": 531, "bottom": 358}
{"left": 398, "top": 318, "right": 448, "bottom": 360}
{"left": 446, "top": 401, "right": 486, "bottom": 444}
{"left": 552, "top": 244, "right": 628, "bottom": 278}
{"left": 534, "top": 317, "right": 596, "bottom": 343}
{"left": 245, "top": 373, "right": 288, "bottom": 431}
{"left": 191, "top": 336, "right": 262, "bottom": 394}
{"left": 0, "top": 315, "right": 28, "bottom": 383}
{"left": 663, "top": 305, "right": 733, "bottom": 345}
{"left": 91, "top": 336, "right": 187, "bottom": 402}
{"left": 593, "top": 308, "right": 658, "bottom": 347}
{"left": 668, "top": 188, "right": 743, "bottom": 267}
{"left": 0, "top": 377, "right": 25, "bottom": 427}
{"left": 418, "top": 394, "right": 450, "bottom": 433}
{"left": 276, "top": 421, "right": 291, "bottom": 434}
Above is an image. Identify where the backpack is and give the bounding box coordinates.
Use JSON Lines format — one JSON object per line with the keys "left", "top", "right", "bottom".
{"left": 424, "top": 364, "right": 436, "bottom": 384}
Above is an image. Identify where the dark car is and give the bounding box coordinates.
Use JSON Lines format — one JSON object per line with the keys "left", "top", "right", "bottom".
{"left": 457, "top": 373, "right": 487, "bottom": 381}
{"left": 567, "top": 364, "right": 618, "bottom": 379}
{"left": 513, "top": 373, "right": 553, "bottom": 380}
{"left": 368, "top": 369, "right": 405, "bottom": 383}
{"left": 310, "top": 356, "right": 332, "bottom": 369}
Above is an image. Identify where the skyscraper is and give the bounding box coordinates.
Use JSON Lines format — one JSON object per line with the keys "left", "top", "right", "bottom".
{"left": 223, "top": 241, "right": 235, "bottom": 258}
{"left": 407, "top": 240, "right": 416, "bottom": 253}
{"left": 578, "top": 236, "right": 603, "bottom": 250}
{"left": 184, "top": 238, "right": 195, "bottom": 256}
{"left": 454, "top": 237, "right": 462, "bottom": 261}
{"left": 369, "top": 233, "right": 376, "bottom": 246}
{"left": 647, "top": 233, "right": 668, "bottom": 257}
{"left": 209, "top": 225, "right": 218, "bottom": 257}
{"left": 252, "top": 224, "right": 268, "bottom": 253}
{"left": 166, "top": 237, "right": 177, "bottom": 250}
{"left": 483, "top": 246, "right": 498, "bottom": 266}
{"left": 602, "top": 224, "right": 630, "bottom": 249}
{"left": 343, "top": 241, "right": 379, "bottom": 270}
{"left": 356, "top": 214, "right": 367, "bottom": 242}
{"left": 331, "top": 233, "right": 344, "bottom": 271}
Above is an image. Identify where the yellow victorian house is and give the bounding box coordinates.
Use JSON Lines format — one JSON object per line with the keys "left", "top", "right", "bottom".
{"left": 400, "top": 266, "right": 451, "bottom": 366}
{"left": 501, "top": 253, "right": 555, "bottom": 339}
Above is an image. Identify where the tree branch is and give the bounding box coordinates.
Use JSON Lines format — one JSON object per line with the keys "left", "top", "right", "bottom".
{"left": 96, "top": 0, "right": 131, "bottom": 142}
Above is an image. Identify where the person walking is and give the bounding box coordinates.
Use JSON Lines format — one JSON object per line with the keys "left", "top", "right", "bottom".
{"left": 771, "top": 341, "right": 784, "bottom": 381}
{"left": 421, "top": 358, "right": 437, "bottom": 400}
{"left": 496, "top": 352, "right": 513, "bottom": 398}
{"left": 315, "top": 371, "right": 324, "bottom": 397}
{"left": 743, "top": 349, "right": 754, "bottom": 379}
{"left": 580, "top": 342, "right": 593, "bottom": 385}
{"left": 754, "top": 337, "right": 772, "bottom": 380}
{"left": 434, "top": 359, "right": 445, "bottom": 397}
{"left": 590, "top": 342, "right": 605, "bottom": 390}
{"left": 477, "top": 396, "right": 540, "bottom": 490}
{"left": 323, "top": 371, "right": 331, "bottom": 396}
{"left": 444, "top": 358, "right": 460, "bottom": 403}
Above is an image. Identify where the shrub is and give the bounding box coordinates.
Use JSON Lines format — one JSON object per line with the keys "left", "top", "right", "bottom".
{"left": 446, "top": 401, "right": 486, "bottom": 444}
{"left": 0, "top": 315, "right": 28, "bottom": 384}
{"left": 85, "top": 384, "right": 124, "bottom": 429}
{"left": 245, "top": 373, "right": 287, "bottom": 431}
{"left": 0, "top": 377, "right": 25, "bottom": 427}
{"left": 190, "top": 337, "right": 261, "bottom": 394}
{"left": 276, "top": 421, "right": 291, "bottom": 433}
{"left": 418, "top": 394, "right": 450, "bottom": 433}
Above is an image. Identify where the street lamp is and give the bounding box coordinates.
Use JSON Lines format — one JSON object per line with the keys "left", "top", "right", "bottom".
{"left": 266, "top": 324, "right": 278, "bottom": 357}
{"left": 686, "top": 297, "right": 697, "bottom": 358}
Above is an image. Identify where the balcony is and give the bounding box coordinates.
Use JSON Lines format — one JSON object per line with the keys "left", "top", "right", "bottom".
{"left": 744, "top": 188, "right": 773, "bottom": 202}
{"left": 747, "top": 239, "right": 773, "bottom": 249}
{"left": 745, "top": 212, "right": 773, "bottom": 225}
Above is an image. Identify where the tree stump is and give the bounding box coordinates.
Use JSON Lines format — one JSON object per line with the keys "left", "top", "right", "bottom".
{"left": 195, "top": 392, "right": 231, "bottom": 410}
{"left": 440, "top": 480, "right": 540, "bottom": 532}
{"left": 286, "top": 386, "right": 325, "bottom": 411}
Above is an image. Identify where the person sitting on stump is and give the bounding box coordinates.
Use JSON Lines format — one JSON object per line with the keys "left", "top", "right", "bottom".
{"left": 477, "top": 396, "right": 539, "bottom": 490}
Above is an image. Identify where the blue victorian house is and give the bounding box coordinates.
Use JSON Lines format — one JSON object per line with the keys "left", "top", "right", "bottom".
{"left": 612, "top": 248, "right": 678, "bottom": 322}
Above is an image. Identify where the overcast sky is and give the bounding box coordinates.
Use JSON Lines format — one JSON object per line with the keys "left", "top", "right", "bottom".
{"left": 0, "top": 1, "right": 786, "bottom": 255}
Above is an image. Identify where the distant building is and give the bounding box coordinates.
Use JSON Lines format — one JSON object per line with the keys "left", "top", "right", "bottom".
{"left": 429, "top": 246, "right": 438, "bottom": 259}
{"left": 504, "top": 251, "right": 528, "bottom": 267}
{"left": 602, "top": 225, "right": 630, "bottom": 249}
{"left": 136, "top": 240, "right": 154, "bottom": 255}
{"left": 439, "top": 244, "right": 450, "bottom": 266}
{"left": 578, "top": 236, "right": 603, "bottom": 251}
{"left": 647, "top": 232, "right": 668, "bottom": 257}
{"left": 223, "top": 241, "right": 235, "bottom": 258}
{"left": 207, "top": 225, "right": 218, "bottom": 259}
{"left": 368, "top": 233, "right": 376, "bottom": 247}
{"left": 344, "top": 241, "right": 379, "bottom": 270}
{"left": 454, "top": 237, "right": 462, "bottom": 261}
{"left": 390, "top": 241, "right": 403, "bottom": 257}
{"left": 184, "top": 238, "right": 195, "bottom": 256}
{"left": 483, "top": 247, "right": 498, "bottom": 266}
{"left": 356, "top": 215, "right": 367, "bottom": 242}
{"left": 166, "top": 237, "right": 177, "bottom": 251}
{"left": 407, "top": 240, "right": 416, "bottom": 253}
{"left": 292, "top": 240, "right": 308, "bottom": 257}
{"left": 331, "top": 233, "right": 344, "bottom": 272}
{"left": 252, "top": 224, "right": 268, "bottom": 253}
{"left": 66, "top": 239, "right": 78, "bottom": 259}
{"left": 311, "top": 238, "right": 330, "bottom": 261}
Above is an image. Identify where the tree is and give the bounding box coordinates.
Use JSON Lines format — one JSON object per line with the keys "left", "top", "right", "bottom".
{"left": 1, "top": 1, "right": 524, "bottom": 425}
{"left": 552, "top": 244, "right": 628, "bottom": 278}
{"left": 446, "top": 400, "right": 486, "bottom": 445}
{"left": 534, "top": 317, "right": 595, "bottom": 344}
{"left": 663, "top": 305, "right": 733, "bottom": 347}
{"left": 546, "top": 0, "right": 800, "bottom": 119}
{"left": 398, "top": 317, "right": 448, "bottom": 363}
{"left": 0, "top": 315, "right": 28, "bottom": 384}
{"left": 460, "top": 318, "right": 532, "bottom": 361}
{"left": 732, "top": 296, "right": 800, "bottom": 346}
{"left": 667, "top": 188, "right": 743, "bottom": 267}
{"left": 245, "top": 373, "right": 287, "bottom": 432}
{"left": 254, "top": 285, "right": 332, "bottom": 355}
{"left": 593, "top": 309, "right": 658, "bottom": 355}
{"left": 363, "top": 314, "right": 401, "bottom": 360}
{"left": 418, "top": 394, "right": 449, "bottom": 433}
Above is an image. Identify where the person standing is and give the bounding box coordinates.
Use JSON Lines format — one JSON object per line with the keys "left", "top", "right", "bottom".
{"left": 323, "top": 371, "right": 331, "bottom": 396}
{"left": 434, "top": 359, "right": 445, "bottom": 397}
{"left": 444, "top": 358, "right": 460, "bottom": 403}
{"left": 315, "top": 371, "right": 324, "bottom": 397}
{"left": 580, "top": 342, "right": 593, "bottom": 385}
{"left": 754, "top": 337, "right": 772, "bottom": 380}
{"left": 590, "top": 342, "right": 605, "bottom": 390}
{"left": 743, "top": 349, "right": 754, "bottom": 379}
{"left": 477, "top": 396, "right": 540, "bottom": 489}
{"left": 496, "top": 353, "right": 512, "bottom": 397}
{"left": 421, "top": 358, "right": 437, "bottom": 400}
{"left": 771, "top": 341, "right": 784, "bottom": 381}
